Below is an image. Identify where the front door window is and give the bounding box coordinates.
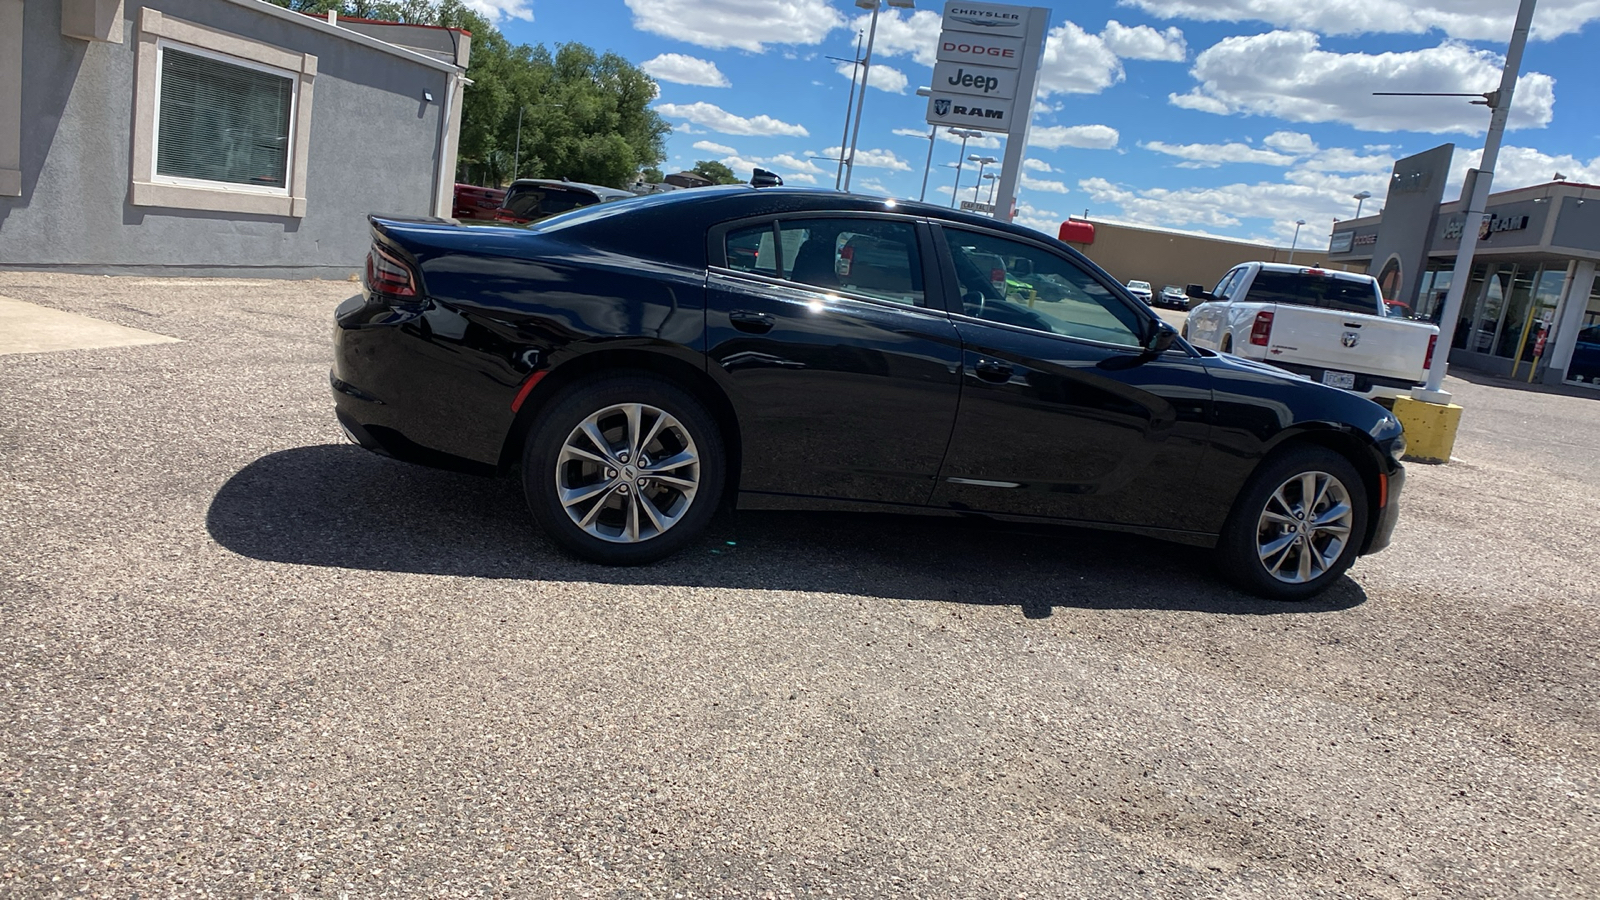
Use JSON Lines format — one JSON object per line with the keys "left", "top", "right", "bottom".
{"left": 940, "top": 228, "right": 1144, "bottom": 347}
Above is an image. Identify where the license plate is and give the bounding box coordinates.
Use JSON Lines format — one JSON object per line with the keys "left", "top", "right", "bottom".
{"left": 1322, "top": 370, "right": 1356, "bottom": 389}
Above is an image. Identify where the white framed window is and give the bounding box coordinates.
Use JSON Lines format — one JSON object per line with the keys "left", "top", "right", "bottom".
{"left": 131, "top": 9, "right": 316, "bottom": 217}
{"left": 152, "top": 40, "right": 297, "bottom": 195}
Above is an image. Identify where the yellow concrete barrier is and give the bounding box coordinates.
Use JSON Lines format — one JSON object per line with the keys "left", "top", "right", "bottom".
{"left": 1391, "top": 396, "right": 1463, "bottom": 464}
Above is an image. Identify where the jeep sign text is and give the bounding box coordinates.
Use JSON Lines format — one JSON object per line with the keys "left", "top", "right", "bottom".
{"left": 931, "top": 61, "right": 1019, "bottom": 99}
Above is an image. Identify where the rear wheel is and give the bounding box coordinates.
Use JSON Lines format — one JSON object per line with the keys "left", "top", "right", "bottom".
{"left": 1216, "top": 446, "right": 1368, "bottom": 601}
{"left": 524, "top": 374, "right": 725, "bottom": 565}
{"left": 1220, "top": 334, "right": 1233, "bottom": 353}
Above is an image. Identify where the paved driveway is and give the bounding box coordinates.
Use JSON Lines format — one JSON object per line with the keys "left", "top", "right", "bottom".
{"left": 2, "top": 272, "right": 1596, "bottom": 898}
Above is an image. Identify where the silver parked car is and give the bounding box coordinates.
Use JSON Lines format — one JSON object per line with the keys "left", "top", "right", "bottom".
{"left": 1125, "top": 279, "right": 1153, "bottom": 303}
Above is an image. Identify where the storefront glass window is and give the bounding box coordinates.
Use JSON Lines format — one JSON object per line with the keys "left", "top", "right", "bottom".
{"left": 1565, "top": 277, "right": 1600, "bottom": 385}
{"left": 1494, "top": 266, "right": 1537, "bottom": 358}
{"left": 1453, "top": 264, "right": 1489, "bottom": 349}
{"left": 1465, "top": 264, "right": 1510, "bottom": 353}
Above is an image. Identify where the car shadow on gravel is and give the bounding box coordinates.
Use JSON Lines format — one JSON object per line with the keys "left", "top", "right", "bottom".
{"left": 206, "top": 445, "right": 1367, "bottom": 617}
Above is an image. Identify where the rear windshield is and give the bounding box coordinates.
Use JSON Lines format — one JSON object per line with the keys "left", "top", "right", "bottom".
{"left": 1246, "top": 271, "right": 1380, "bottom": 315}
{"left": 503, "top": 186, "right": 601, "bottom": 220}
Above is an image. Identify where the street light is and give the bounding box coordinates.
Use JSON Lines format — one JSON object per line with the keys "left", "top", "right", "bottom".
{"left": 912, "top": 87, "right": 936, "bottom": 202}
{"left": 1353, "top": 190, "right": 1372, "bottom": 218}
{"left": 1287, "top": 218, "right": 1306, "bottom": 263}
{"left": 968, "top": 154, "right": 998, "bottom": 205}
{"left": 946, "top": 128, "right": 982, "bottom": 207}
{"left": 983, "top": 172, "right": 999, "bottom": 203}
{"left": 842, "top": 0, "right": 915, "bottom": 193}
{"left": 829, "top": 32, "right": 866, "bottom": 190}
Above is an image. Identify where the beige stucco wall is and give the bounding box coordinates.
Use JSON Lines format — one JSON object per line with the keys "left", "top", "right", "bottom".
{"left": 1064, "top": 220, "right": 1358, "bottom": 293}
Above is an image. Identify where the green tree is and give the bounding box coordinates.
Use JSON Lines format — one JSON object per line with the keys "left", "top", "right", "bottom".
{"left": 692, "top": 160, "right": 742, "bottom": 185}
{"left": 640, "top": 166, "right": 665, "bottom": 184}
{"left": 263, "top": 0, "right": 668, "bottom": 188}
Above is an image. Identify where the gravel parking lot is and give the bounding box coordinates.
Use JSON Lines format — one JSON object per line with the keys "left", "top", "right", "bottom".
{"left": 3, "top": 272, "right": 1597, "bottom": 898}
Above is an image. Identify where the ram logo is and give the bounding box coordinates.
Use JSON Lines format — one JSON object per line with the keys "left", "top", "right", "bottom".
{"left": 934, "top": 98, "right": 951, "bottom": 116}
{"left": 1342, "top": 331, "right": 1360, "bottom": 348}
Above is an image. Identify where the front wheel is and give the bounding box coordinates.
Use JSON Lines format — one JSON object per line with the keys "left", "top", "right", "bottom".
{"left": 1216, "top": 447, "right": 1369, "bottom": 601}
{"left": 523, "top": 374, "right": 725, "bottom": 565}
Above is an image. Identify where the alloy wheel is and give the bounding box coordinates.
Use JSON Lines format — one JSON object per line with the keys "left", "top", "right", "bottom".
{"left": 1255, "top": 471, "right": 1354, "bottom": 584}
{"left": 555, "top": 403, "right": 700, "bottom": 544}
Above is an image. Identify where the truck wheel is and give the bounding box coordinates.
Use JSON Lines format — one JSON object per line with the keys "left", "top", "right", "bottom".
{"left": 1216, "top": 446, "right": 1368, "bottom": 601}
{"left": 523, "top": 374, "right": 725, "bottom": 565}
{"left": 1221, "top": 334, "right": 1233, "bottom": 353}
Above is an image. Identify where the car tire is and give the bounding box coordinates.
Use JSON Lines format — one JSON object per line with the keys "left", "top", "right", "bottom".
{"left": 523, "top": 373, "right": 725, "bottom": 566}
{"left": 1215, "top": 446, "right": 1369, "bottom": 601}
{"left": 1220, "top": 334, "right": 1233, "bottom": 353}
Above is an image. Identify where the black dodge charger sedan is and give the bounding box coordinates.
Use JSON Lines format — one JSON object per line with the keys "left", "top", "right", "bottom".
{"left": 332, "top": 187, "right": 1406, "bottom": 601}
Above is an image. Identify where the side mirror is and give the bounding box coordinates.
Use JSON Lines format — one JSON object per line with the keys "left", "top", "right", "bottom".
{"left": 1145, "top": 319, "right": 1178, "bottom": 354}
{"left": 1185, "top": 283, "right": 1212, "bottom": 301}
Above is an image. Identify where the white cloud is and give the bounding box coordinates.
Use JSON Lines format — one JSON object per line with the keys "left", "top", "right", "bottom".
{"left": 836, "top": 61, "right": 908, "bottom": 94}
{"left": 1020, "top": 174, "right": 1071, "bottom": 193}
{"left": 1142, "top": 140, "right": 1298, "bottom": 168}
{"left": 1023, "top": 158, "right": 1056, "bottom": 173}
{"left": 655, "top": 102, "right": 809, "bottom": 137}
{"left": 1013, "top": 200, "right": 1064, "bottom": 236}
{"left": 849, "top": 8, "right": 944, "bottom": 67}
{"left": 626, "top": 0, "right": 843, "bottom": 52}
{"left": 675, "top": 123, "right": 703, "bottom": 134}
{"left": 784, "top": 172, "right": 820, "bottom": 184}
{"left": 939, "top": 130, "right": 1003, "bottom": 150}
{"left": 1102, "top": 20, "right": 1187, "bottom": 61}
{"left": 460, "top": 0, "right": 532, "bottom": 22}
{"left": 1173, "top": 32, "right": 1556, "bottom": 134}
{"left": 893, "top": 127, "right": 931, "bottom": 138}
{"left": 1039, "top": 21, "right": 1124, "bottom": 95}
{"left": 1121, "top": 0, "right": 1600, "bottom": 42}
{"left": 822, "top": 146, "right": 912, "bottom": 171}
{"left": 1263, "top": 131, "right": 1318, "bottom": 155}
{"left": 641, "top": 53, "right": 731, "bottom": 88}
{"left": 1029, "top": 125, "right": 1120, "bottom": 150}
{"left": 716, "top": 150, "right": 829, "bottom": 185}
{"left": 1446, "top": 145, "right": 1600, "bottom": 196}
{"left": 692, "top": 140, "right": 738, "bottom": 155}
{"left": 857, "top": 179, "right": 893, "bottom": 196}
{"left": 765, "top": 153, "right": 827, "bottom": 175}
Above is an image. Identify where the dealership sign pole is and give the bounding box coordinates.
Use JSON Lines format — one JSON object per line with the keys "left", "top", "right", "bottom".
{"left": 925, "top": 1, "right": 1050, "bottom": 220}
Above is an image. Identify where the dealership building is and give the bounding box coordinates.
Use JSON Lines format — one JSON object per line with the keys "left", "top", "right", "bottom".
{"left": 1328, "top": 172, "right": 1600, "bottom": 389}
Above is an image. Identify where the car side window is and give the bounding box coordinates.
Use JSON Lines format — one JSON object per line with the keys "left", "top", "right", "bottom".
{"left": 941, "top": 228, "right": 1144, "bottom": 347}
{"left": 1214, "top": 268, "right": 1244, "bottom": 301}
{"left": 725, "top": 223, "right": 779, "bottom": 277}
{"left": 776, "top": 218, "right": 924, "bottom": 306}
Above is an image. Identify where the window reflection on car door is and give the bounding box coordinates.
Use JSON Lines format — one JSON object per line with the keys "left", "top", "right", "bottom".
{"left": 706, "top": 215, "right": 963, "bottom": 505}
{"left": 930, "top": 224, "right": 1216, "bottom": 532}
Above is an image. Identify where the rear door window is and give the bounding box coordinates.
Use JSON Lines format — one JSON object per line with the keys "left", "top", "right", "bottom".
{"left": 502, "top": 186, "right": 596, "bottom": 220}
{"left": 1245, "top": 271, "right": 1381, "bottom": 315}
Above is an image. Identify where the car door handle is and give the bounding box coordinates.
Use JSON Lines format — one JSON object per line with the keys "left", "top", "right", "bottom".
{"left": 729, "top": 310, "right": 776, "bottom": 334}
{"left": 973, "top": 358, "right": 1013, "bottom": 383}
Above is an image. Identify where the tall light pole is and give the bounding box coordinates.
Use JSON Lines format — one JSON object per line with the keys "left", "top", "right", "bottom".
{"left": 1352, "top": 190, "right": 1372, "bottom": 218}
{"left": 984, "top": 172, "right": 999, "bottom": 203}
{"left": 969, "top": 155, "right": 997, "bottom": 205}
{"left": 946, "top": 128, "right": 981, "bottom": 207}
{"left": 843, "top": 0, "right": 915, "bottom": 193}
{"left": 830, "top": 31, "right": 865, "bottom": 190}
{"left": 1287, "top": 219, "right": 1306, "bottom": 263}
{"left": 912, "top": 87, "right": 935, "bottom": 202}
{"left": 1417, "top": 0, "right": 1538, "bottom": 401}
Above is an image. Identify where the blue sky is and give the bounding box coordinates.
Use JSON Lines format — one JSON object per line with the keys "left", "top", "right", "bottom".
{"left": 475, "top": 0, "right": 1600, "bottom": 247}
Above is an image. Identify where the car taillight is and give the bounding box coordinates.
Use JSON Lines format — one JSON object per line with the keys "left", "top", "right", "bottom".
{"left": 365, "top": 243, "right": 418, "bottom": 299}
{"left": 990, "top": 268, "right": 1005, "bottom": 287}
{"left": 1424, "top": 333, "right": 1438, "bottom": 369}
{"left": 1249, "top": 311, "right": 1274, "bottom": 346}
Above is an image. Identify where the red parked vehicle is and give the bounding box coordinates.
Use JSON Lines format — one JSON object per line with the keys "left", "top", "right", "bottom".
{"left": 452, "top": 183, "right": 506, "bottom": 221}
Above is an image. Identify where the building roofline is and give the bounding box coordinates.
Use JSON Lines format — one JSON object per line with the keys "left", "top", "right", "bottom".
{"left": 215, "top": 0, "right": 463, "bottom": 73}
{"left": 312, "top": 13, "right": 472, "bottom": 35}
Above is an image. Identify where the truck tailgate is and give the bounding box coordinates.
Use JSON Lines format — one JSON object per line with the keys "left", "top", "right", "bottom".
{"left": 1266, "top": 307, "right": 1436, "bottom": 383}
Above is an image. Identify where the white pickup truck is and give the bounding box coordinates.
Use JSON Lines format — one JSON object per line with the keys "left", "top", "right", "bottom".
{"left": 1181, "top": 262, "right": 1440, "bottom": 403}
